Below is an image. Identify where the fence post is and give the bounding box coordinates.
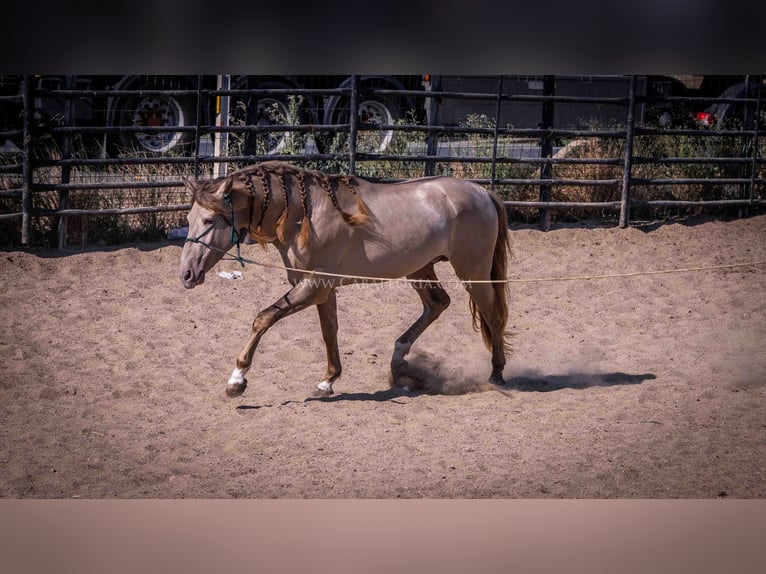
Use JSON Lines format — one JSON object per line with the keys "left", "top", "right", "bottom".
{"left": 619, "top": 75, "right": 637, "bottom": 229}
{"left": 348, "top": 75, "right": 359, "bottom": 175}
{"left": 490, "top": 75, "right": 503, "bottom": 192}
{"left": 423, "top": 76, "right": 437, "bottom": 177}
{"left": 748, "top": 75, "right": 761, "bottom": 212}
{"left": 194, "top": 75, "right": 203, "bottom": 178}
{"left": 538, "top": 75, "right": 555, "bottom": 231}
{"left": 214, "top": 75, "right": 231, "bottom": 179}
{"left": 21, "top": 75, "right": 33, "bottom": 245}
{"left": 57, "top": 75, "right": 75, "bottom": 250}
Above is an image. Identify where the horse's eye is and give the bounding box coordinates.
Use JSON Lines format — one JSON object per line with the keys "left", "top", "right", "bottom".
{"left": 202, "top": 217, "right": 214, "bottom": 225}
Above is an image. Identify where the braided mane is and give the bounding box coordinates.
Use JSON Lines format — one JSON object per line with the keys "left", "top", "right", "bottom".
{"left": 222, "top": 161, "right": 370, "bottom": 247}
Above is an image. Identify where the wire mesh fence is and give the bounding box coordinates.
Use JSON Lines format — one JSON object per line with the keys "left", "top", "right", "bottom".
{"left": 0, "top": 74, "right": 764, "bottom": 247}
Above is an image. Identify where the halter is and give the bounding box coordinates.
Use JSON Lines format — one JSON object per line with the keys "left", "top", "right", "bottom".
{"left": 184, "top": 194, "right": 247, "bottom": 267}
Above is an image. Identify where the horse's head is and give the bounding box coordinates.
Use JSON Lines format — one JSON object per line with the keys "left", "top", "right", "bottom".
{"left": 178, "top": 175, "right": 245, "bottom": 289}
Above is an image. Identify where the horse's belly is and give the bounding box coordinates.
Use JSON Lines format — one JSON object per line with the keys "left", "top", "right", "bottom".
{"left": 348, "top": 196, "right": 452, "bottom": 278}
{"left": 367, "top": 250, "right": 442, "bottom": 277}
{"left": 350, "top": 230, "right": 447, "bottom": 279}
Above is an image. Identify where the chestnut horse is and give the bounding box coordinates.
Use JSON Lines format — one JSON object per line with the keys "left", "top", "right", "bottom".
{"left": 179, "top": 161, "right": 510, "bottom": 398}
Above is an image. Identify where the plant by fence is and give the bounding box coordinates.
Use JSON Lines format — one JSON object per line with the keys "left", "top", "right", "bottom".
{"left": 0, "top": 74, "right": 763, "bottom": 247}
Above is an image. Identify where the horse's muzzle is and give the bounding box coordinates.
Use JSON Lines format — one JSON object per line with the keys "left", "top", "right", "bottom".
{"left": 181, "top": 267, "right": 205, "bottom": 289}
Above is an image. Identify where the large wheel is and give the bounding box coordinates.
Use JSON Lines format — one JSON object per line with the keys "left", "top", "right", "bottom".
{"left": 701, "top": 82, "right": 764, "bottom": 156}
{"left": 232, "top": 78, "right": 312, "bottom": 156}
{"left": 318, "top": 79, "right": 409, "bottom": 154}
{"left": 0, "top": 78, "right": 24, "bottom": 151}
{"left": 111, "top": 77, "right": 197, "bottom": 155}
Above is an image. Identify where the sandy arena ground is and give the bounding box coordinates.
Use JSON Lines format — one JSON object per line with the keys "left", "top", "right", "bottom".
{"left": 1, "top": 214, "right": 764, "bottom": 498}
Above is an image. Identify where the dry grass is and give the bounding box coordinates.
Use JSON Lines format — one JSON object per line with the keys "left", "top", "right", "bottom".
{"left": 1, "top": 143, "right": 201, "bottom": 246}
{"left": 2, "top": 121, "right": 763, "bottom": 246}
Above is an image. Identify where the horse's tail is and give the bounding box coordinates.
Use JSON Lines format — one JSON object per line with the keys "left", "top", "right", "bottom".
{"left": 470, "top": 190, "right": 511, "bottom": 352}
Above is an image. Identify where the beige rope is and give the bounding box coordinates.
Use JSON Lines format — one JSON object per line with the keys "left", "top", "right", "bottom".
{"left": 235, "top": 256, "right": 766, "bottom": 285}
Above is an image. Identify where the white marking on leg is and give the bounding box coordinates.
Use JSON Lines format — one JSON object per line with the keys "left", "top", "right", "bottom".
{"left": 317, "top": 376, "right": 338, "bottom": 394}
{"left": 228, "top": 367, "right": 247, "bottom": 386}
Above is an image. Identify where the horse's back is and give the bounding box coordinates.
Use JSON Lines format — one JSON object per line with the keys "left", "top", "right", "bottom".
{"left": 334, "top": 176, "right": 500, "bottom": 275}
{"left": 361, "top": 176, "right": 499, "bottom": 239}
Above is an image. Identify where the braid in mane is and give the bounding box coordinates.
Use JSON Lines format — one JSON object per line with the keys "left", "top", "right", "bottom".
{"left": 255, "top": 168, "right": 271, "bottom": 224}
{"left": 341, "top": 174, "right": 370, "bottom": 221}
{"left": 241, "top": 171, "right": 256, "bottom": 234}
{"left": 274, "top": 168, "right": 290, "bottom": 245}
{"left": 237, "top": 167, "right": 275, "bottom": 246}
{"left": 319, "top": 173, "right": 360, "bottom": 226}
{"left": 253, "top": 167, "right": 272, "bottom": 233}
{"left": 239, "top": 162, "right": 370, "bottom": 248}
{"left": 310, "top": 169, "right": 369, "bottom": 227}
{"left": 296, "top": 168, "right": 311, "bottom": 248}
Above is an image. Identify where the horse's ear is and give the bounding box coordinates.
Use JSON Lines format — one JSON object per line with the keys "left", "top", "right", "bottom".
{"left": 215, "top": 177, "right": 234, "bottom": 199}
{"left": 181, "top": 177, "right": 197, "bottom": 193}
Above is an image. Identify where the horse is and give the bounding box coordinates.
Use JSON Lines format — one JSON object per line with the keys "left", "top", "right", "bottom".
{"left": 178, "top": 160, "right": 511, "bottom": 398}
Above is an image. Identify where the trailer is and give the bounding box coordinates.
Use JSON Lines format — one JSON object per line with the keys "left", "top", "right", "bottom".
{"left": 0, "top": 74, "right": 754, "bottom": 157}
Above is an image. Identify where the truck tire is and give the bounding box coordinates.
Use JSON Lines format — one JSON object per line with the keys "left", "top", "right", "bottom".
{"left": 232, "top": 77, "right": 312, "bottom": 156}
{"left": 318, "top": 77, "right": 411, "bottom": 155}
{"left": 711, "top": 82, "right": 763, "bottom": 130}
{"left": 110, "top": 77, "right": 198, "bottom": 156}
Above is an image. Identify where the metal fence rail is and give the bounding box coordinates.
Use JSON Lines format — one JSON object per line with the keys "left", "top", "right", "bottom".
{"left": 0, "top": 74, "right": 763, "bottom": 247}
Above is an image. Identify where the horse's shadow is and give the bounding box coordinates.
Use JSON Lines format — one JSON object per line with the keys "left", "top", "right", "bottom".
{"left": 504, "top": 371, "right": 656, "bottom": 393}
{"left": 235, "top": 355, "right": 656, "bottom": 408}
{"left": 301, "top": 370, "right": 656, "bottom": 403}
{"left": 235, "top": 387, "right": 409, "bottom": 410}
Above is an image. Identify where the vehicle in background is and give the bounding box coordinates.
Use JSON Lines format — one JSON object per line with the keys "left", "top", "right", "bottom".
{"left": 0, "top": 75, "right": 756, "bottom": 156}
{"left": 426, "top": 75, "right": 641, "bottom": 129}
{"left": 426, "top": 75, "right": 751, "bottom": 130}
{"left": 692, "top": 76, "right": 763, "bottom": 128}
{"left": 0, "top": 74, "right": 423, "bottom": 156}
{"left": 233, "top": 75, "right": 422, "bottom": 155}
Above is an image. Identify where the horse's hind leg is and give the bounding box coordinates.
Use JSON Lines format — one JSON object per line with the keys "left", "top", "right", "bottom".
{"left": 390, "top": 264, "right": 451, "bottom": 388}
{"left": 315, "top": 289, "right": 342, "bottom": 396}
{"left": 463, "top": 282, "right": 507, "bottom": 385}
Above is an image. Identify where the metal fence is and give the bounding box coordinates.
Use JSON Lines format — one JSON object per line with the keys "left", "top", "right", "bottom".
{"left": 1, "top": 74, "right": 764, "bottom": 247}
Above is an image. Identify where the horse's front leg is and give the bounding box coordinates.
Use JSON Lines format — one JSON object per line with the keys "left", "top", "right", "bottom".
{"left": 314, "top": 288, "right": 341, "bottom": 396}
{"left": 226, "top": 281, "right": 331, "bottom": 398}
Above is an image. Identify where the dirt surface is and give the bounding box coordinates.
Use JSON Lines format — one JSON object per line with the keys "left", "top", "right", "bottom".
{"left": 1, "top": 215, "right": 765, "bottom": 498}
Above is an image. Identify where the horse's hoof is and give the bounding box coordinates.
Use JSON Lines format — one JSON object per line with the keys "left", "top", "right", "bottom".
{"left": 225, "top": 379, "right": 247, "bottom": 398}
{"left": 389, "top": 371, "right": 422, "bottom": 392}
{"left": 488, "top": 374, "right": 506, "bottom": 386}
{"left": 312, "top": 380, "right": 335, "bottom": 397}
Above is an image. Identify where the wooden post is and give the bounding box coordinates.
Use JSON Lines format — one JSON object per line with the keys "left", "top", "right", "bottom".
{"left": 21, "top": 76, "right": 33, "bottom": 245}
{"left": 490, "top": 75, "right": 503, "bottom": 192}
{"left": 619, "top": 75, "right": 637, "bottom": 229}
{"left": 194, "top": 75, "right": 203, "bottom": 179}
{"left": 539, "top": 75, "right": 555, "bottom": 231}
{"left": 747, "top": 75, "right": 761, "bottom": 214}
{"left": 423, "top": 75, "right": 437, "bottom": 177}
{"left": 348, "top": 75, "right": 359, "bottom": 175}
{"left": 214, "top": 75, "right": 231, "bottom": 179}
